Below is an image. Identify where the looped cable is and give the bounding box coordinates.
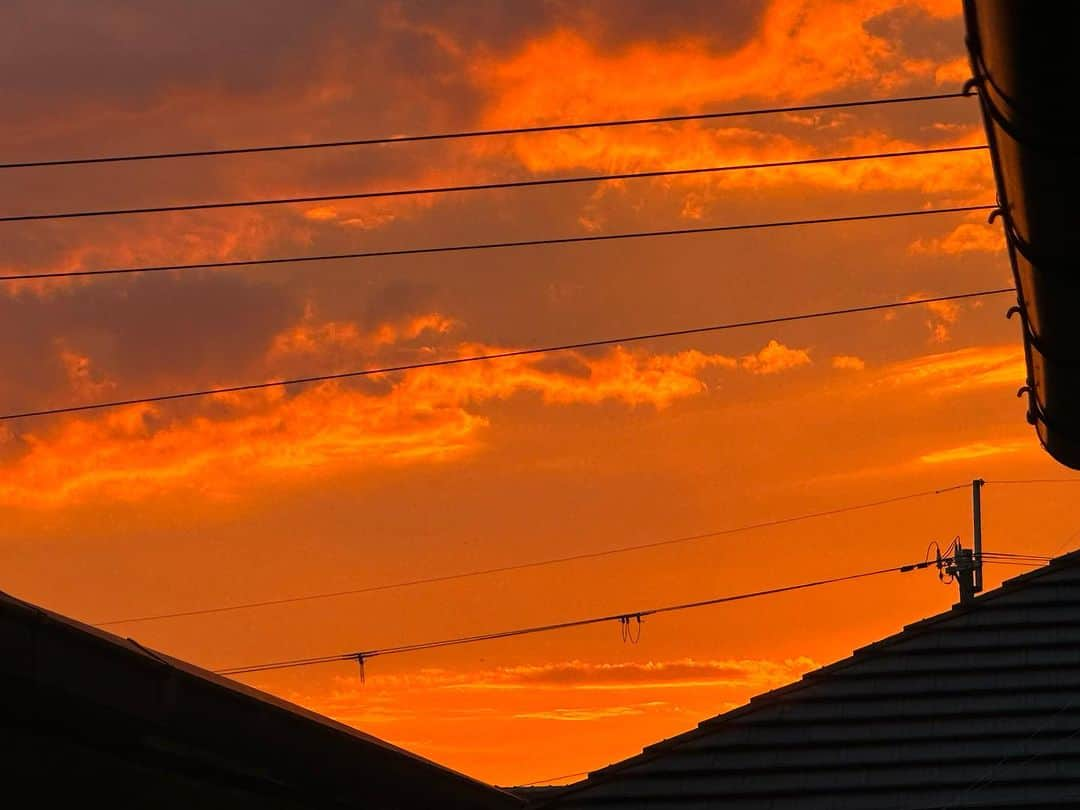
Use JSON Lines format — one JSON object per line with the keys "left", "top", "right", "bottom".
{"left": 936, "top": 536, "right": 961, "bottom": 584}
{"left": 988, "top": 208, "right": 1003, "bottom": 224}
{"left": 962, "top": 77, "right": 981, "bottom": 96}
{"left": 1006, "top": 305, "right": 1021, "bottom": 320}
{"left": 355, "top": 653, "right": 366, "bottom": 685}
{"left": 618, "top": 614, "right": 644, "bottom": 644}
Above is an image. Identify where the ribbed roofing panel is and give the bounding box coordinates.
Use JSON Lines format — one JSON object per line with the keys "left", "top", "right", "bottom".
{"left": 537, "top": 553, "right": 1080, "bottom": 809}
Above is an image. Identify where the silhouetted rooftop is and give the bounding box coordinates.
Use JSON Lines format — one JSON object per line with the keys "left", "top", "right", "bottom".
{"left": 535, "top": 550, "right": 1080, "bottom": 809}
{"left": 0, "top": 588, "right": 521, "bottom": 809}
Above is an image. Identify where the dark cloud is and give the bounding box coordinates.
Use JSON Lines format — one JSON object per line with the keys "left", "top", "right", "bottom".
{"left": 864, "top": 5, "right": 964, "bottom": 62}
{"left": 0, "top": 273, "right": 300, "bottom": 409}
{"left": 359, "top": 278, "right": 442, "bottom": 324}
{"left": 0, "top": 1, "right": 342, "bottom": 107}
{"left": 1, "top": 0, "right": 770, "bottom": 147}
{"left": 548, "top": 0, "right": 768, "bottom": 51}
{"left": 0, "top": 2, "right": 484, "bottom": 163}
{"left": 389, "top": 0, "right": 552, "bottom": 53}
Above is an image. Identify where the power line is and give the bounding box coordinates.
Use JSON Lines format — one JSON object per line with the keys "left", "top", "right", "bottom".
{"left": 0, "top": 205, "right": 997, "bottom": 283}
{"left": 0, "top": 288, "right": 1015, "bottom": 422}
{"left": 212, "top": 557, "right": 1049, "bottom": 677}
{"left": 0, "top": 92, "right": 974, "bottom": 171}
{"left": 96, "top": 483, "right": 970, "bottom": 626}
{"left": 210, "top": 557, "right": 1045, "bottom": 676}
{"left": 516, "top": 770, "right": 592, "bottom": 788}
{"left": 1048, "top": 523, "right": 1080, "bottom": 558}
{"left": 0, "top": 146, "right": 988, "bottom": 224}
{"left": 214, "top": 557, "right": 949, "bottom": 675}
{"left": 980, "top": 551, "right": 1052, "bottom": 569}
{"left": 217, "top": 561, "right": 946, "bottom": 673}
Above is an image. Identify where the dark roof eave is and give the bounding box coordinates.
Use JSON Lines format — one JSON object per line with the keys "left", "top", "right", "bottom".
{"left": 962, "top": 0, "right": 1080, "bottom": 469}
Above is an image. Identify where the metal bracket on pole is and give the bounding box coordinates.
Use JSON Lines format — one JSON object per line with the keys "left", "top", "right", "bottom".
{"left": 946, "top": 541, "right": 977, "bottom": 604}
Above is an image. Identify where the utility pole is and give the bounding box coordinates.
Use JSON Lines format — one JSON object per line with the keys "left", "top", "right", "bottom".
{"left": 972, "top": 478, "right": 984, "bottom": 594}
{"left": 949, "top": 479, "right": 985, "bottom": 604}
{"left": 943, "top": 479, "right": 986, "bottom": 604}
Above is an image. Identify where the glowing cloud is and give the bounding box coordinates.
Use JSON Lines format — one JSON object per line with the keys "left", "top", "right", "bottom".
{"left": 909, "top": 222, "right": 1006, "bottom": 255}
{"left": 740, "top": 340, "right": 811, "bottom": 375}
{"left": 882, "top": 344, "right": 1025, "bottom": 393}
{"left": 477, "top": 2, "right": 960, "bottom": 127}
{"left": 0, "top": 320, "right": 811, "bottom": 506}
{"left": 919, "top": 439, "right": 1032, "bottom": 464}
{"left": 464, "top": 1, "right": 985, "bottom": 209}
{"left": 290, "top": 657, "right": 820, "bottom": 722}
{"left": 267, "top": 312, "right": 456, "bottom": 362}
{"left": 513, "top": 704, "right": 668, "bottom": 722}
{"left": 832, "top": 355, "right": 866, "bottom": 371}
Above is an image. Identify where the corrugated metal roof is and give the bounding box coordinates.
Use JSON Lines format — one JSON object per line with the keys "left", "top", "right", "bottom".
{"left": 0, "top": 588, "right": 522, "bottom": 809}
{"left": 536, "top": 551, "right": 1080, "bottom": 809}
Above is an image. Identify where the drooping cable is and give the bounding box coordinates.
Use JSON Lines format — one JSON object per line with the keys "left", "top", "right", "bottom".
{"left": 214, "top": 557, "right": 950, "bottom": 676}
{"left": 0, "top": 146, "right": 988, "bottom": 223}
{"left": 0, "top": 205, "right": 996, "bottom": 283}
{"left": 515, "top": 770, "right": 592, "bottom": 788}
{"left": 0, "top": 92, "right": 974, "bottom": 171}
{"left": 0, "top": 289, "right": 1015, "bottom": 422}
{"left": 981, "top": 551, "right": 1052, "bottom": 562}
{"left": 95, "top": 484, "right": 970, "bottom": 626}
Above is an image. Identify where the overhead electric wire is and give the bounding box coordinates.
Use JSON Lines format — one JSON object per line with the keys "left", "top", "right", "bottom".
{"left": 0, "top": 204, "right": 997, "bottom": 283}
{"left": 516, "top": 771, "right": 592, "bottom": 788}
{"left": 977, "top": 550, "right": 1052, "bottom": 570}
{"left": 209, "top": 554, "right": 1051, "bottom": 676}
{"left": 0, "top": 91, "right": 974, "bottom": 171}
{"left": 0, "top": 145, "right": 988, "bottom": 224}
{"left": 0, "top": 288, "right": 1015, "bottom": 422}
{"left": 983, "top": 558, "right": 1051, "bottom": 565}
{"left": 97, "top": 483, "right": 970, "bottom": 626}
{"left": 1048, "top": 524, "right": 1080, "bottom": 558}
{"left": 982, "top": 551, "right": 1052, "bottom": 561}
{"left": 979, "top": 551, "right": 1052, "bottom": 569}
{"left": 214, "top": 557, "right": 951, "bottom": 675}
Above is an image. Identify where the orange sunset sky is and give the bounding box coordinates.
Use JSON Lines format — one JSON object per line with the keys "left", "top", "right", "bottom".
{"left": 2, "top": 0, "right": 1077, "bottom": 787}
